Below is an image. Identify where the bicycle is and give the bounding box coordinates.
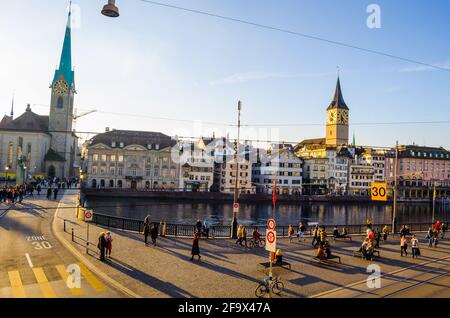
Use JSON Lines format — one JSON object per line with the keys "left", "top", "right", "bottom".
{"left": 248, "top": 237, "right": 265, "bottom": 248}
{"left": 255, "top": 276, "right": 284, "bottom": 298}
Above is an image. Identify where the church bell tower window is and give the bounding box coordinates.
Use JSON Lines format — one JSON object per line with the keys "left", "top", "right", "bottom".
{"left": 57, "top": 97, "right": 64, "bottom": 109}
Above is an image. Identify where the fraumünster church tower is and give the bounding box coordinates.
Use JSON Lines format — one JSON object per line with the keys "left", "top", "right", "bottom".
{"left": 0, "top": 8, "right": 78, "bottom": 182}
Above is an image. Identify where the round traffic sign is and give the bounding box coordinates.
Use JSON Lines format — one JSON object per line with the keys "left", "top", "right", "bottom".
{"left": 233, "top": 203, "right": 239, "bottom": 209}
{"left": 266, "top": 231, "right": 276, "bottom": 244}
{"left": 267, "top": 218, "right": 276, "bottom": 230}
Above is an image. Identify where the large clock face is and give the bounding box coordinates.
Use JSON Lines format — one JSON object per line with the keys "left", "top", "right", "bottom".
{"left": 53, "top": 79, "right": 69, "bottom": 95}
{"left": 327, "top": 109, "right": 337, "bottom": 124}
{"left": 337, "top": 109, "right": 349, "bottom": 124}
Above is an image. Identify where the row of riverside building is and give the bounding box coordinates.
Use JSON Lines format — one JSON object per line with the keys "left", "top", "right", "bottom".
{"left": 1, "top": 9, "right": 449, "bottom": 200}
{"left": 81, "top": 78, "right": 450, "bottom": 200}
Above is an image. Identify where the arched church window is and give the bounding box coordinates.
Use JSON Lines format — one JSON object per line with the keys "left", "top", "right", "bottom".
{"left": 57, "top": 97, "right": 64, "bottom": 109}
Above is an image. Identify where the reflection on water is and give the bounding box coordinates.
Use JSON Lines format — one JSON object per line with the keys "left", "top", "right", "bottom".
{"left": 85, "top": 198, "right": 450, "bottom": 226}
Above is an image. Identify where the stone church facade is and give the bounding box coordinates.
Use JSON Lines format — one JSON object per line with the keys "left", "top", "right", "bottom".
{"left": 0, "top": 9, "right": 78, "bottom": 183}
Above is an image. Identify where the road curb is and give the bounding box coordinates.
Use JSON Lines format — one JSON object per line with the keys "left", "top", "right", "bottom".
{"left": 309, "top": 254, "right": 450, "bottom": 298}
{"left": 51, "top": 198, "right": 142, "bottom": 298}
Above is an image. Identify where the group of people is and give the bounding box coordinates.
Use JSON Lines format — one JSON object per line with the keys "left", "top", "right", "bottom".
{"left": 310, "top": 225, "right": 334, "bottom": 259}
{"left": 358, "top": 222, "right": 382, "bottom": 260}
{"left": 143, "top": 215, "right": 159, "bottom": 246}
{"left": 287, "top": 223, "right": 307, "bottom": 243}
{"left": 98, "top": 231, "right": 113, "bottom": 261}
{"left": 0, "top": 185, "right": 26, "bottom": 204}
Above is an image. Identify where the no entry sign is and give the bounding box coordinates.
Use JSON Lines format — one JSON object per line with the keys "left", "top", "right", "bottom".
{"left": 267, "top": 218, "right": 276, "bottom": 230}
{"left": 84, "top": 209, "right": 94, "bottom": 222}
{"left": 233, "top": 203, "right": 239, "bottom": 213}
{"left": 266, "top": 229, "right": 276, "bottom": 252}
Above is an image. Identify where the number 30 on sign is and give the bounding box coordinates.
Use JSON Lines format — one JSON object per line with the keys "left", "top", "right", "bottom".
{"left": 371, "top": 183, "right": 387, "bottom": 201}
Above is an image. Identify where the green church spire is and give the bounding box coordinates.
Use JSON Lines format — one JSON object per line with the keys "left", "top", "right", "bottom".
{"left": 52, "top": 6, "right": 74, "bottom": 88}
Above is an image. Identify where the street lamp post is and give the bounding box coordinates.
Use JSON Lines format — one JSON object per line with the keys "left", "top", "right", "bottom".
{"left": 102, "top": 0, "right": 120, "bottom": 17}
{"left": 4, "top": 166, "right": 9, "bottom": 187}
{"left": 392, "top": 141, "right": 399, "bottom": 234}
{"left": 231, "top": 101, "right": 242, "bottom": 239}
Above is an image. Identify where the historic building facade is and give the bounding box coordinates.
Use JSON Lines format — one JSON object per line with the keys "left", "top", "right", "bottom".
{"left": 252, "top": 145, "right": 303, "bottom": 195}
{"left": 385, "top": 145, "right": 450, "bottom": 199}
{"left": 85, "top": 130, "right": 179, "bottom": 190}
{"left": 0, "top": 9, "right": 78, "bottom": 182}
{"left": 178, "top": 138, "right": 215, "bottom": 192}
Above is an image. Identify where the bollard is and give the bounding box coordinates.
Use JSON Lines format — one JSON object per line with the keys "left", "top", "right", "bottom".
{"left": 64, "top": 219, "right": 66, "bottom": 233}
{"left": 71, "top": 228, "right": 74, "bottom": 241}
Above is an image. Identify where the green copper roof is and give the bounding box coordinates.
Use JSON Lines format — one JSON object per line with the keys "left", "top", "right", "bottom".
{"left": 52, "top": 9, "right": 74, "bottom": 88}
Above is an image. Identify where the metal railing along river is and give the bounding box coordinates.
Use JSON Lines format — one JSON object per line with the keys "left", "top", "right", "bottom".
{"left": 89, "top": 213, "right": 439, "bottom": 238}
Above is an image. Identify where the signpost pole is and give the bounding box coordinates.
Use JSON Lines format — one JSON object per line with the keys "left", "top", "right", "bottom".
{"left": 86, "top": 222, "right": 89, "bottom": 254}
{"left": 392, "top": 141, "right": 398, "bottom": 234}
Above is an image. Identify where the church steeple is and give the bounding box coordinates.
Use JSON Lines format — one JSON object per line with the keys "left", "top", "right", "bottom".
{"left": 327, "top": 76, "right": 348, "bottom": 110}
{"left": 52, "top": 5, "right": 74, "bottom": 89}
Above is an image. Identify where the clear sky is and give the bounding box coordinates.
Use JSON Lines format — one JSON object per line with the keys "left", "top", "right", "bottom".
{"left": 1, "top": 0, "right": 449, "bottom": 149}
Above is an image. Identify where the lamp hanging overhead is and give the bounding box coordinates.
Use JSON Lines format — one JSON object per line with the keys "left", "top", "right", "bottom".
{"left": 102, "top": 0, "right": 120, "bottom": 18}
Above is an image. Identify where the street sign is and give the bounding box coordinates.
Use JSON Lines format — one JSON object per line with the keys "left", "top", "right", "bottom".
{"left": 267, "top": 218, "right": 276, "bottom": 230}
{"left": 371, "top": 183, "right": 387, "bottom": 201}
{"left": 265, "top": 229, "right": 276, "bottom": 252}
{"left": 84, "top": 209, "right": 94, "bottom": 222}
{"left": 233, "top": 203, "right": 239, "bottom": 213}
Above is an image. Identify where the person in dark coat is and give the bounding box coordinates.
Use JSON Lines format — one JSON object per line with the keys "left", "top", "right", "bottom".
{"left": 150, "top": 224, "right": 158, "bottom": 246}
{"left": 46, "top": 188, "right": 52, "bottom": 200}
{"left": 98, "top": 232, "right": 107, "bottom": 261}
{"left": 37, "top": 185, "right": 41, "bottom": 196}
{"left": 53, "top": 188, "right": 58, "bottom": 200}
{"left": 143, "top": 222, "right": 150, "bottom": 245}
{"left": 191, "top": 233, "right": 201, "bottom": 261}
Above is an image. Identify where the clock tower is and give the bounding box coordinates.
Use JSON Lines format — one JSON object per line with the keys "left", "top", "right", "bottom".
{"left": 47, "top": 7, "right": 77, "bottom": 178}
{"left": 326, "top": 77, "right": 349, "bottom": 146}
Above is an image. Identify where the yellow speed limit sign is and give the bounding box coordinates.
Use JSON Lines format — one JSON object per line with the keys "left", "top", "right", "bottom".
{"left": 371, "top": 183, "right": 387, "bottom": 201}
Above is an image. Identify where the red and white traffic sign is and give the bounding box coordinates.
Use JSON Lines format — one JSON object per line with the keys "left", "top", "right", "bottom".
{"left": 84, "top": 209, "right": 94, "bottom": 222}
{"left": 267, "top": 218, "right": 276, "bottom": 230}
{"left": 233, "top": 203, "right": 239, "bottom": 213}
{"left": 265, "top": 229, "right": 277, "bottom": 252}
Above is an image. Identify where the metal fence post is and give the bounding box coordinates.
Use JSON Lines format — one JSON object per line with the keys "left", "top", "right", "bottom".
{"left": 71, "top": 228, "right": 74, "bottom": 241}
{"left": 63, "top": 219, "right": 66, "bottom": 233}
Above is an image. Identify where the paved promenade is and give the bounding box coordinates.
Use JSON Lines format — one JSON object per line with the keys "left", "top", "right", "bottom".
{"left": 54, "top": 191, "right": 450, "bottom": 298}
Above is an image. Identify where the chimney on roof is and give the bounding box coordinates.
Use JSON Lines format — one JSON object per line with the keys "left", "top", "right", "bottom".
{"left": 26, "top": 104, "right": 31, "bottom": 112}
{"left": 105, "top": 127, "right": 110, "bottom": 132}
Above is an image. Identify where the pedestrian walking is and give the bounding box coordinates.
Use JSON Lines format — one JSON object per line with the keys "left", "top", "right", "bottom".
{"left": 98, "top": 232, "right": 107, "bottom": 261}
{"left": 150, "top": 224, "right": 158, "bottom": 246}
{"left": 53, "top": 188, "right": 58, "bottom": 200}
{"left": 143, "top": 221, "right": 150, "bottom": 245}
{"left": 433, "top": 230, "right": 439, "bottom": 247}
{"left": 374, "top": 228, "right": 381, "bottom": 249}
{"left": 440, "top": 223, "right": 447, "bottom": 239}
{"left": 298, "top": 222, "right": 306, "bottom": 242}
{"left": 426, "top": 228, "right": 433, "bottom": 247}
{"left": 37, "top": 185, "right": 41, "bottom": 196}
{"left": 46, "top": 188, "right": 52, "bottom": 200}
{"left": 191, "top": 233, "right": 201, "bottom": 261}
{"left": 411, "top": 235, "right": 420, "bottom": 258}
{"left": 195, "top": 219, "right": 203, "bottom": 237}
{"left": 382, "top": 225, "right": 389, "bottom": 241}
{"left": 288, "top": 224, "right": 294, "bottom": 243}
{"left": 400, "top": 236, "right": 408, "bottom": 256}
{"left": 235, "top": 225, "right": 244, "bottom": 246}
{"left": 242, "top": 226, "right": 248, "bottom": 247}
{"left": 312, "top": 225, "right": 319, "bottom": 248}
{"left": 105, "top": 231, "right": 113, "bottom": 257}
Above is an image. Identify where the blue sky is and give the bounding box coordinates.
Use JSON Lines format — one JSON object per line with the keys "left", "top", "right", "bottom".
{"left": 0, "top": 0, "right": 449, "bottom": 148}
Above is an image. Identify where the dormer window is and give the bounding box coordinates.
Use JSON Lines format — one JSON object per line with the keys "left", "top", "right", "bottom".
{"left": 120, "top": 142, "right": 124, "bottom": 148}
{"left": 155, "top": 144, "right": 160, "bottom": 150}
{"left": 148, "top": 144, "right": 152, "bottom": 150}
{"left": 112, "top": 141, "right": 116, "bottom": 148}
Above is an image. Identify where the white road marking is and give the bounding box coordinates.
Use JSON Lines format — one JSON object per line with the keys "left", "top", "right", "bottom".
{"left": 25, "top": 253, "right": 34, "bottom": 268}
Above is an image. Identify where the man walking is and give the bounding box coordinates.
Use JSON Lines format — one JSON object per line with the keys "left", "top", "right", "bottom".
{"left": 53, "top": 187, "right": 58, "bottom": 200}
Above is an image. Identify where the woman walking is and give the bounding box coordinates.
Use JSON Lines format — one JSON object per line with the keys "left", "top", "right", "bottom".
{"left": 105, "top": 231, "right": 113, "bottom": 257}
{"left": 411, "top": 235, "right": 420, "bottom": 258}
{"left": 288, "top": 225, "right": 294, "bottom": 243}
{"left": 400, "top": 235, "right": 408, "bottom": 257}
{"left": 298, "top": 222, "right": 306, "bottom": 242}
{"left": 98, "top": 232, "right": 107, "bottom": 261}
{"left": 191, "top": 233, "right": 201, "bottom": 261}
